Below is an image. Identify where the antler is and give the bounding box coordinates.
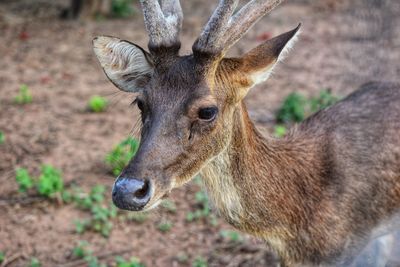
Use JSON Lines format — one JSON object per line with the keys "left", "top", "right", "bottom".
{"left": 140, "top": 0, "right": 183, "bottom": 49}
{"left": 193, "top": 0, "right": 284, "bottom": 55}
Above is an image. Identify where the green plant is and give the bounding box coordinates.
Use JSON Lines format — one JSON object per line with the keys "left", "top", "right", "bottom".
{"left": 0, "top": 252, "right": 5, "bottom": 264}
{"left": 186, "top": 191, "right": 212, "bottom": 222}
{"left": 87, "top": 257, "right": 106, "bottom": 267}
{"left": 274, "top": 125, "right": 287, "bottom": 138}
{"left": 72, "top": 241, "right": 90, "bottom": 259}
{"left": 71, "top": 241, "right": 106, "bottom": 267}
{"left": 111, "top": 0, "right": 134, "bottom": 18}
{"left": 75, "top": 203, "right": 117, "bottom": 237}
{"left": 176, "top": 252, "right": 188, "bottom": 264}
{"left": 157, "top": 221, "right": 173, "bottom": 233}
{"left": 91, "top": 204, "right": 117, "bottom": 236}
{"left": 88, "top": 95, "right": 108, "bottom": 113}
{"left": 106, "top": 137, "right": 139, "bottom": 176}
{"left": 71, "top": 185, "right": 118, "bottom": 237}
{"left": 161, "top": 199, "right": 177, "bottom": 213}
{"left": 29, "top": 257, "right": 41, "bottom": 267}
{"left": 192, "top": 256, "right": 207, "bottom": 267}
{"left": 126, "top": 212, "right": 148, "bottom": 223}
{"left": 115, "top": 256, "right": 145, "bottom": 267}
{"left": 277, "top": 90, "right": 339, "bottom": 125}
{"left": 0, "top": 131, "right": 4, "bottom": 144}
{"left": 310, "top": 89, "right": 339, "bottom": 113}
{"left": 15, "top": 84, "right": 32, "bottom": 104}
{"left": 220, "top": 230, "right": 242, "bottom": 243}
{"left": 37, "top": 165, "right": 64, "bottom": 197}
{"left": 75, "top": 219, "right": 89, "bottom": 234}
{"left": 276, "top": 92, "right": 306, "bottom": 123}
{"left": 73, "top": 185, "right": 106, "bottom": 209}
{"left": 61, "top": 189, "right": 74, "bottom": 203}
{"left": 15, "top": 168, "right": 34, "bottom": 192}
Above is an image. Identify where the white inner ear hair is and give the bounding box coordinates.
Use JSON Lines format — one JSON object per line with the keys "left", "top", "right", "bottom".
{"left": 251, "top": 30, "right": 301, "bottom": 86}
{"left": 93, "top": 37, "right": 153, "bottom": 92}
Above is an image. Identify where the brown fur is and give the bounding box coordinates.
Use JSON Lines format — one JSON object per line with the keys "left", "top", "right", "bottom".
{"left": 93, "top": 2, "right": 400, "bottom": 265}
{"left": 203, "top": 82, "right": 400, "bottom": 266}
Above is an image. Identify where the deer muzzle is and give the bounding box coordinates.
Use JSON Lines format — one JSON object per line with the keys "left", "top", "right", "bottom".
{"left": 112, "top": 176, "right": 153, "bottom": 211}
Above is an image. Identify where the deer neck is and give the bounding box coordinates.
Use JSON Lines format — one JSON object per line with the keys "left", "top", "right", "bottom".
{"left": 200, "top": 102, "right": 324, "bottom": 238}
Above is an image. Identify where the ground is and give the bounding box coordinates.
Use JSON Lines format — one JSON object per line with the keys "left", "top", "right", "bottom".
{"left": 0, "top": 0, "right": 399, "bottom": 266}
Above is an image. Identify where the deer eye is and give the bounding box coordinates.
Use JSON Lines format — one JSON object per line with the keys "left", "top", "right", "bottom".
{"left": 198, "top": 106, "right": 218, "bottom": 121}
{"left": 136, "top": 99, "right": 145, "bottom": 111}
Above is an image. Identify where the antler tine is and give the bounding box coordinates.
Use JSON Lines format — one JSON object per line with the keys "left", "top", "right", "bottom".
{"left": 193, "top": 0, "right": 284, "bottom": 56}
{"left": 160, "top": 0, "right": 183, "bottom": 24}
{"left": 225, "top": 0, "right": 284, "bottom": 49}
{"left": 193, "top": 0, "right": 239, "bottom": 54}
{"left": 139, "top": 0, "right": 183, "bottom": 49}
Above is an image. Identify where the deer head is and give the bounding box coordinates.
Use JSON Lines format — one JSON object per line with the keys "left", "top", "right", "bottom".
{"left": 93, "top": 0, "right": 299, "bottom": 211}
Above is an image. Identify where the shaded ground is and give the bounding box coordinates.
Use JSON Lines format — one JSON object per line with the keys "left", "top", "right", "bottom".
{"left": 0, "top": 0, "right": 399, "bottom": 266}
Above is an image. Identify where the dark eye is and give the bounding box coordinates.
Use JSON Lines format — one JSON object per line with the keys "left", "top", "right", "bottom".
{"left": 136, "top": 99, "right": 145, "bottom": 111}
{"left": 198, "top": 106, "right": 218, "bottom": 121}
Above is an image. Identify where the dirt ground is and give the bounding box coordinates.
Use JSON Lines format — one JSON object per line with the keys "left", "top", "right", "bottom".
{"left": 0, "top": 0, "right": 399, "bottom": 266}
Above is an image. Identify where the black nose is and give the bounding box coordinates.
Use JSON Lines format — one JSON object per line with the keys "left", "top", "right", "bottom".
{"left": 112, "top": 177, "right": 152, "bottom": 211}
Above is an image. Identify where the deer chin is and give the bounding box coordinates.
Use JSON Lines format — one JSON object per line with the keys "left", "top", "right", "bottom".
{"left": 142, "top": 199, "right": 162, "bottom": 211}
{"left": 140, "top": 190, "right": 169, "bottom": 212}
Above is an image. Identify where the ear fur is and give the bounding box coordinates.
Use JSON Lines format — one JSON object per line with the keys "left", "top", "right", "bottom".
{"left": 218, "top": 24, "right": 301, "bottom": 100}
{"left": 93, "top": 36, "right": 154, "bottom": 92}
{"left": 244, "top": 24, "right": 300, "bottom": 85}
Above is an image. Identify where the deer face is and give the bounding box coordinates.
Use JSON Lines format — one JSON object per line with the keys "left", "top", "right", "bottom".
{"left": 93, "top": 43, "right": 235, "bottom": 210}
{"left": 93, "top": 25, "right": 298, "bottom": 211}
{"left": 93, "top": 0, "right": 298, "bottom": 211}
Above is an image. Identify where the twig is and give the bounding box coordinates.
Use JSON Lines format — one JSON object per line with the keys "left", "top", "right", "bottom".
{"left": 0, "top": 253, "right": 23, "bottom": 267}
{"left": 0, "top": 195, "right": 44, "bottom": 206}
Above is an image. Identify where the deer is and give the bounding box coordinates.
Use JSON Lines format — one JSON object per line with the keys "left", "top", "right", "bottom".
{"left": 92, "top": 0, "right": 400, "bottom": 266}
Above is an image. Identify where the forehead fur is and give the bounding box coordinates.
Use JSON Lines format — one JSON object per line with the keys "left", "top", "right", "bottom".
{"left": 145, "top": 55, "right": 213, "bottom": 96}
{"left": 146, "top": 53, "right": 242, "bottom": 104}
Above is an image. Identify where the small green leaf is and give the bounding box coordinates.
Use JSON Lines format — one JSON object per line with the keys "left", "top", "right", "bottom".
{"left": 37, "top": 165, "right": 64, "bottom": 197}
{"left": 161, "top": 200, "right": 177, "bottom": 213}
{"left": 176, "top": 252, "right": 188, "bottom": 263}
{"left": 274, "top": 125, "right": 287, "bottom": 138}
{"left": 105, "top": 137, "right": 139, "bottom": 176}
{"left": 0, "top": 132, "right": 5, "bottom": 144}
{"left": 127, "top": 212, "right": 148, "bottom": 223}
{"left": 15, "top": 168, "right": 33, "bottom": 192}
{"left": 15, "top": 84, "right": 32, "bottom": 105}
{"left": 0, "top": 251, "right": 5, "bottom": 264}
{"left": 115, "top": 256, "right": 145, "bottom": 267}
{"left": 88, "top": 95, "right": 108, "bottom": 112}
{"left": 192, "top": 256, "right": 207, "bottom": 267}
{"left": 111, "top": 0, "right": 135, "bottom": 18}
{"left": 157, "top": 221, "right": 173, "bottom": 233}
{"left": 74, "top": 220, "right": 88, "bottom": 234}
{"left": 220, "top": 230, "right": 242, "bottom": 243}
{"left": 310, "top": 89, "right": 339, "bottom": 113}
{"left": 29, "top": 257, "right": 41, "bottom": 267}
{"left": 72, "top": 241, "right": 90, "bottom": 259}
{"left": 276, "top": 92, "right": 306, "bottom": 123}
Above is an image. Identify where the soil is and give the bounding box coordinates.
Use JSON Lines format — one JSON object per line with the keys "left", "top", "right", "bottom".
{"left": 0, "top": 0, "right": 399, "bottom": 266}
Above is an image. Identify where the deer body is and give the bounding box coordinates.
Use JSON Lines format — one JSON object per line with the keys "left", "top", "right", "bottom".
{"left": 92, "top": 0, "right": 400, "bottom": 265}
{"left": 201, "top": 81, "right": 400, "bottom": 265}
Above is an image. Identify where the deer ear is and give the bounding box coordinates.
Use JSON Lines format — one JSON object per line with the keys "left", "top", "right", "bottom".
{"left": 241, "top": 24, "right": 300, "bottom": 86}
{"left": 93, "top": 36, "right": 153, "bottom": 92}
{"left": 221, "top": 24, "right": 300, "bottom": 100}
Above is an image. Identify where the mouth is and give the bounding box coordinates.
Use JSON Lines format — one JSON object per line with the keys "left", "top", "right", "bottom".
{"left": 113, "top": 195, "right": 163, "bottom": 212}
{"left": 142, "top": 199, "right": 162, "bottom": 211}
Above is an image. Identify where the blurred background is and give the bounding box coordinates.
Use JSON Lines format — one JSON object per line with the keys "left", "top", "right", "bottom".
{"left": 0, "top": 0, "right": 399, "bottom": 266}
